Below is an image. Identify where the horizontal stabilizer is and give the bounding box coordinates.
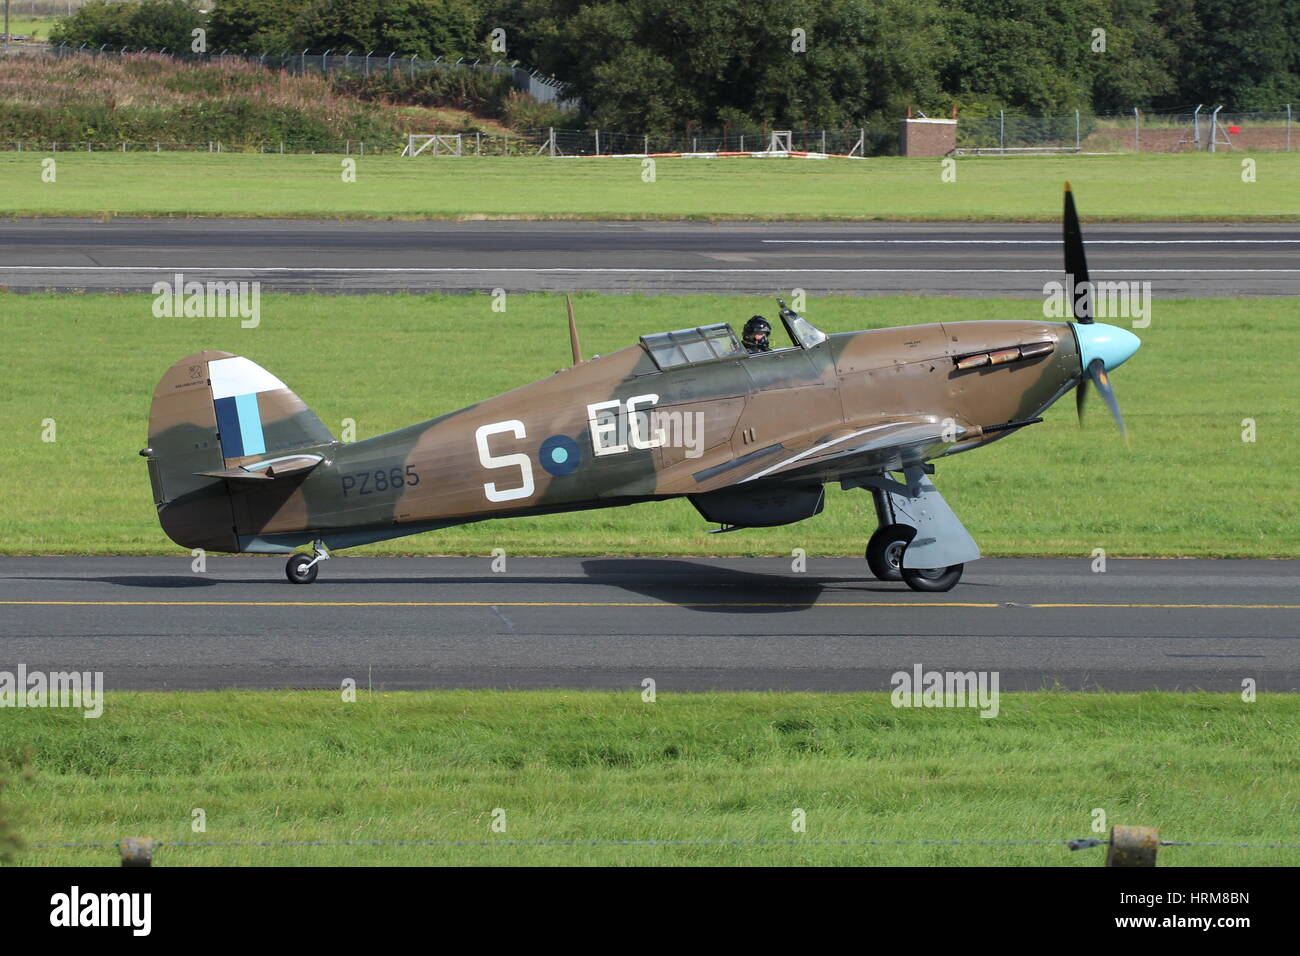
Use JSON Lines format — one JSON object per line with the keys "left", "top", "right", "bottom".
{"left": 197, "top": 454, "right": 324, "bottom": 482}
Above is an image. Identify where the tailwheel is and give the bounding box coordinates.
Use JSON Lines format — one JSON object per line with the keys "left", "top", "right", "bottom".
{"left": 901, "top": 563, "right": 964, "bottom": 593}
{"left": 286, "top": 540, "right": 329, "bottom": 584}
{"left": 865, "top": 523, "right": 915, "bottom": 581}
{"left": 285, "top": 554, "right": 319, "bottom": 584}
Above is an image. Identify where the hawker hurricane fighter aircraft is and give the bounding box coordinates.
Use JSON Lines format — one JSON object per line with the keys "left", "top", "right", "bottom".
{"left": 141, "top": 186, "right": 1139, "bottom": 590}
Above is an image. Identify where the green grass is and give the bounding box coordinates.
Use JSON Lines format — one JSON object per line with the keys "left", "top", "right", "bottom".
{"left": 4, "top": 18, "right": 50, "bottom": 39}
{"left": 0, "top": 152, "right": 1297, "bottom": 220}
{"left": 3, "top": 689, "right": 1296, "bottom": 866}
{"left": 2, "top": 292, "right": 1296, "bottom": 558}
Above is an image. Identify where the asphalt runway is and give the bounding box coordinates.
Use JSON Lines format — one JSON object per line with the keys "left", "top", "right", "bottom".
{"left": 1, "top": 219, "right": 1298, "bottom": 296}
{"left": 1, "top": 556, "right": 1296, "bottom": 693}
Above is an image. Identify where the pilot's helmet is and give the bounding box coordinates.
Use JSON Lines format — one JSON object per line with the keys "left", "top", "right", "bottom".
{"left": 743, "top": 315, "right": 772, "bottom": 352}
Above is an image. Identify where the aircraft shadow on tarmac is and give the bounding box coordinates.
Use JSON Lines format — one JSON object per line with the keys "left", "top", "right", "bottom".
{"left": 578, "top": 558, "right": 830, "bottom": 613}
{"left": 11, "top": 558, "right": 992, "bottom": 610}
{"left": 14, "top": 574, "right": 218, "bottom": 588}
{"left": 567, "top": 559, "right": 998, "bottom": 611}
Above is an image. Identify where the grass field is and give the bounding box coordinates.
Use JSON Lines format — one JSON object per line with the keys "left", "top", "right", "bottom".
{"left": 3, "top": 689, "right": 1297, "bottom": 866}
{"left": 3, "top": 18, "right": 51, "bottom": 40}
{"left": 0, "top": 152, "right": 1297, "bottom": 220}
{"left": 1, "top": 292, "right": 1296, "bottom": 558}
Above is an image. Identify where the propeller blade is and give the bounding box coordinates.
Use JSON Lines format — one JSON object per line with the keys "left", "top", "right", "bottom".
{"left": 1076, "top": 373, "right": 1089, "bottom": 423}
{"left": 1086, "top": 356, "right": 1129, "bottom": 445}
{"left": 1063, "top": 182, "right": 1092, "bottom": 324}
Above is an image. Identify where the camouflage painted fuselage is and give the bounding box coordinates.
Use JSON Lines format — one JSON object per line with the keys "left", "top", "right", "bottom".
{"left": 145, "top": 319, "right": 1082, "bottom": 554}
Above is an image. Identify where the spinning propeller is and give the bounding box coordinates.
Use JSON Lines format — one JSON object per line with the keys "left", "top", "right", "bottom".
{"left": 1063, "top": 183, "right": 1140, "bottom": 444}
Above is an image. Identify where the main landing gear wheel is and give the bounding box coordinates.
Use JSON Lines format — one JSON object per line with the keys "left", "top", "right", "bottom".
{"left": 866, "top": 523, "right": 915, "bottom": 582}
{"left": 901, "top": 563, "right": 964, "bottom": 593}
{"left": 285, "top": 554, "right": 319, "bottom": 585}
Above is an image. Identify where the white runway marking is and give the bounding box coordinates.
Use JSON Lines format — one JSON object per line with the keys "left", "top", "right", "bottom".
{"left": 761, "top": 238, "right": 1300, "bottom": 245}
{"left": 3, "top": 266, "right": 1299, "bottom": 274}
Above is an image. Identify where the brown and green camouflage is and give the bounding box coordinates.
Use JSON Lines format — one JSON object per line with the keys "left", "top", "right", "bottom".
{"left": 141, "top": 186, "right": 1138, "bottom": 583}
{"left": 143, "top": 313, "right": 1082, "bottom": 555}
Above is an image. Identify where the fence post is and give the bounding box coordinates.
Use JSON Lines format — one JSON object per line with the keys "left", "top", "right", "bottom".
{"left": 476, "top": 132, "right": 480, "bottom": 155}
{"left": 1075, "top": 109, "right": 1080, "bottom": 151}
{"left": 1106, "top": 826, "right": 1159, "bottom": 867}
{"left": 645, "top": 134, "right": 649, "bottom": 153}
{"left": 549, "top": 127, "right": 555, "bottom": 157}
{"left": 1134, "top": 107, "right": 1140, "bottom": 152}
{"left": 595, "top": 129, "right": 600, "bottom": 155}
{"left": 1287, "top": 104, "right": 1292, "bottom": 152}
{"left": 120, "top": 837, "right": 154, "bottom": 867}
{"left": 999, "top": 110, "right": 1004, "bottom": 152}
{"left": 821, "top": 129, "right": 826, "bottom": 153}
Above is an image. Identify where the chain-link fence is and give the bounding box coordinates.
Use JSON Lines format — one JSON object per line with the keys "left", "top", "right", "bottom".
{"left": 1, "top": 128, "right": 878, "bottom": 157}
{"left": 1095, "top": 107, "right": 1295, "bottom": 152}
{"left": 956, "top": 107, "right": 1296, "bottom": 154}
{"left": 11, "top": 112, "right": 1291, "bottom": 158}
{"left": 0, "top": 135, "right": 538, "bottom": 155}
{"left": 13, "top": 46, "right": 1297, "bottom": 157}
{"left": 526, "top": 127, "right": 881, "bottom": 157}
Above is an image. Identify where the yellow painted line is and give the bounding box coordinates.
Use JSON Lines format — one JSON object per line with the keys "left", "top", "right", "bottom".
{"left": 0, "top": 600, "right": 1297, "bottom": 609}
{"left": 1028, "top": 603, "right": 1300, "bottom": 609}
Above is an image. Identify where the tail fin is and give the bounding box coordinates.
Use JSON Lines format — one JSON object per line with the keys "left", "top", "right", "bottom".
{"left": 144, "top": 351, "right": 334, "bottom": 551}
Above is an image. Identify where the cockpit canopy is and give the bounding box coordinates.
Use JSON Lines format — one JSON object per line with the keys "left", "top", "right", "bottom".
{"left": 640, "top": 323, "right": 748, "bottom": 370}
{"left": 639, "top": 301, "right": 829, "bottom": 371}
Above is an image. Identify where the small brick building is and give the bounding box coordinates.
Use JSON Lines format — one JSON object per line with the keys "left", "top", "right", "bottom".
{"left": 899, "top": 118, "right": 957, "bottom": 157}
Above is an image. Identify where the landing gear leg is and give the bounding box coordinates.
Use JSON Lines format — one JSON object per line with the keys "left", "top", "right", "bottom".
{"left": 286, "top": 540, "right": 329, "bottom": 585}
{"left": 848, "top": 467, "right": 980, "bottom": 592}
{"left": 864, "top": 483, "right": 909, "bottom": 581}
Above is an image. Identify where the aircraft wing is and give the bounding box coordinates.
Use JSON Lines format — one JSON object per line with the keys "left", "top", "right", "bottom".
{"left": 675, "top": 419, "right": 973, "bottom": 495}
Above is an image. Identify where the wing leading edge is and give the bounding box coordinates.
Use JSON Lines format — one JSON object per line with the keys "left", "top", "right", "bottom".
{"left": 665, "top": 419, "right": 975, "bottom": 495}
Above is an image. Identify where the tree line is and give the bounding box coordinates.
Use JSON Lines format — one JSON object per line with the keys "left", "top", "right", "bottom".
{"left": 51, "top": 0, "right": 1300, "bottom": 130}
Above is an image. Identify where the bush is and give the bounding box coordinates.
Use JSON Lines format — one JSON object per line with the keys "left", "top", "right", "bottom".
{"left": 330, "top": 66, "right": 514, "bottom": 117}
{"left": 0, "top": 54, "right": 400, "bottom": 149}
{"left": 207, "top": 0, "right": 483, "bottom": 58}
{"left": 500, "top": 90, "right": 581, "bottom": 131}
{"left": 49, "top": 0, "right": 203, "bottom": 51}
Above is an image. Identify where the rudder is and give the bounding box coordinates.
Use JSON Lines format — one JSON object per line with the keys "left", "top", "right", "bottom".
{"left": 144, "top": 351, "right": 334, "bottom": 551}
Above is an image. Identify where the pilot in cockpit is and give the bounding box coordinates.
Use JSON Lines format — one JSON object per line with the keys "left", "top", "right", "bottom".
{"left": 742, "top": 315, "right": 773, "bottom": 353}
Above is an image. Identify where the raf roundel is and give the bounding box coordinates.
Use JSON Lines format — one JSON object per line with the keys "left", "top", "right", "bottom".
{"left": 539, "top": 434, "right": 581, "bottom": 476}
